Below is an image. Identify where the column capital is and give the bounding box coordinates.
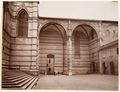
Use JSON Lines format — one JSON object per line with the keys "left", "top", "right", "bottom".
{"left": 67, "top": 35, "right": 72, "bottom": 40}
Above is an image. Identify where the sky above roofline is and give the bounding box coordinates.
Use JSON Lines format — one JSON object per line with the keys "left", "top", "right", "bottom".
{"left": 38, "top": 1, "right": 118, "bottom": 21}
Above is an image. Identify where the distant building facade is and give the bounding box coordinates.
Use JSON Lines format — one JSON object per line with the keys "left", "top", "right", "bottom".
{"left": 2, "top": 1, "right": 118, "bottom": 75}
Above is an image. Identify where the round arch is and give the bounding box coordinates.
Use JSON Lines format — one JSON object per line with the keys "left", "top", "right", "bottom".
{"left": 38, "top": 22, "right": 67, "bottom": 75}
{"left": 72, "top": 24, "right": 98, "bottom": 38}
{"left": 38, "top": 21, "right": 67, "bottom": 33}
{"left": 71, "top": 24, "right": 99, "bottom": 74}
{"left": 39, "top": 22, "right": 67, "bottom": 42}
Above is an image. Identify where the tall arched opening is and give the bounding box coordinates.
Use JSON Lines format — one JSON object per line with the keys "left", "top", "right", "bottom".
{"left": 17, "top": 9, "right": 28, "bottom": 37}
{"left": 38, "top": 23, "right": 67, "bottom": 75}
{"left": 72, "top": 24, "right": 99, "bottom": 74}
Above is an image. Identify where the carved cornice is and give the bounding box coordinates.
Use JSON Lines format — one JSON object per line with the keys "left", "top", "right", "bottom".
{"left": 99, "top": 40, "right": 118, "bottom": 50}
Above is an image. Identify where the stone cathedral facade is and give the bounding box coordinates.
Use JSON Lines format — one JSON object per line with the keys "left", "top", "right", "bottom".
{"left": 2, "top": 1, "right": 118, "bottom": 76}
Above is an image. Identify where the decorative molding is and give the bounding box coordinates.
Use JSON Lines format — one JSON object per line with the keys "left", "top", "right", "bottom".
{"left": 100, "top": 40, "right": 118, "bottom": 50}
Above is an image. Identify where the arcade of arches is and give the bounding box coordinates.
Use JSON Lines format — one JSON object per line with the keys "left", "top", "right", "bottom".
{"left": 38, "top": 24, "right": 99, "bottom": 75}
{"left": 2, "top": 2, "right": 118, "bottom": 76}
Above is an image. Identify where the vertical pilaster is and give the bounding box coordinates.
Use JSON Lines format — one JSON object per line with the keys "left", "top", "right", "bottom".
{"left": 67, "top": 36, "right": 72, "bottom": 75}
{"left": 67, "top": 20, "right": 73, "bottom": 75}
{"left": 28, "top": 2, "right": 39, "bottom": 74}
{"left": 99, "top": 21, "right": 103, "bottom": 74}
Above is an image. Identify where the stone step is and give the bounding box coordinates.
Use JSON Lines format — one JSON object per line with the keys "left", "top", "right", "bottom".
{"left": 11, "top": 76, "right": 33, "bottom": 84}
{"left": 3, "top": 74, "right": 31, "bottom": 81}
{"left": 17, "top": 76, "right": 35, "bottom": 87}
{"left": 2, "top": 82, "right": 17, "bottom": 85}
{"left": 2, "top": 88, "right": 23, "bottom": 90}
{"left": 3, "top": 72, "right": 31, "bottom": 77}
{"left": 2, "top": 84, "right": 19, "bottom": 88}
{"left": 27, "top": 78, "right": 38, "bottom": 89}
{"left": 22, "top": 77, "right": 36, "bottom": 89}
{"left": 3, "top": 74, "right": 28, "bottom": 78}
{"left": 2, "top": 70, "right": 38, "bottom": 89}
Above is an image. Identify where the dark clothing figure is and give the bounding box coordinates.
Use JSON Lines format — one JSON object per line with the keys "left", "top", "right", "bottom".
{"left": 110, "top": 62, "right": 115, "bottom": 75}
{"left": 103, "top": 62, "right": 107, "bottom": 74}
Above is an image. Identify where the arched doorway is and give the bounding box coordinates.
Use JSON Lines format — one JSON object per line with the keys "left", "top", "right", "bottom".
{"left": 110, "top": 61, "right": 115, "bottom": 75}
{"left": 47, "top": 54, "right": 55, "bottom": 75}
{"left": 39, "top": 23, "right": 67, "bottom": 75}
{"left": 72, "top": 24, "right": 98, "bottom": 74}
{"left": 102, "top": 62, "right": 107, "bottom": 74}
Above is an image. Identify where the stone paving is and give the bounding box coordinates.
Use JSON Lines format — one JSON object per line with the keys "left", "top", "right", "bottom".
{"left": 33, "top": 74, "right": 118, "bottom": 90}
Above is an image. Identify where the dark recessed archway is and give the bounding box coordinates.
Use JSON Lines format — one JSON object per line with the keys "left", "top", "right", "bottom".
{"left": 110, "top": 61, "right": 115, "bottom": 75}
{"left": 72, "top": 24, "right": 98, "bottom": 39}
{"left": 72, "top": 24, "right": 99, "bottom": 74}
{"left": 47, "top": 54, "right": 54, "bottom": 58}
{"left": 17, "top": 9, "right": 28, "bottom": 37}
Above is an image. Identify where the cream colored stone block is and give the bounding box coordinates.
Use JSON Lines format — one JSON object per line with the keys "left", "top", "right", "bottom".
{"left": 32, "top": 22, "right": 37, "bottom": 29}
{"left": 28, "top": 22, "right": 33, "bottom": 30}
{"left": 31, "top": 30, "right": 37, "bottom": 37}
{"left": 39, "top": 45, "right": 63, "bottom": 50}
{"left": 12, "top": 11, "right": 17, "bottom": 16}
{"left": 11, "top": 51, "right": 37, "bottom": 56}
{"left": 11, "top": 56, "right": 36, "bottom": 61}
{"left": 24, "top": 3, "right": 29, "bottom": 7}
{"left": 28, "top": 21, "right": 38, "bottom": 30}
{"left": 32, "top": 51, "right": 37, "bottom": 55}
{"left": 11, "top": 61, "right": 36, "bottom": 66}
{"left": 19, "top": 38, "right": 30, "bottom": 43}
{"left": 32, "top": 38, "right": 37, "bottom": 44}
{"left": 33, "top": 3, "right": 38, "bottom": 6}
{"left": 27, "top": 7, "right": 32, "bottom": 13}
{"left": 30, "top": 12, "right": 37, "bottom": 17}
{"left": 28, "top": 12, "right": 32, "bottom": 17}
{"left": 11, "top": 51, "right": 29, "bottom": 56}
{"left": 32, "top": 57, "right": 36, "bottom": 61}
{"left": 11, "top": 6, "right": 19, "bottom": 12}
{"left": 15, "top": 2, "right": 22, "bottom": 6}
{"left": 33, "top": 12, "right": 37, "bottom": 17}
{"left": 11, "top": 38, "right": 30, "bottom": 44}
{"left": 33, "top": 7, "right": 37, "bottom": 11}
{"left": 28, "top": 31, "right": 34, "bottom": 37}
{"left": 11, "top": 45, "right": 31, "bottom": 50}
{"left": 32, "top": 45, "right": 37, "bottom": 49}
{"left": 28, "top": 31, "right": 32, "bottom": 37}
{"left": 39, "top": 49, "right": 63, "bottom": 54}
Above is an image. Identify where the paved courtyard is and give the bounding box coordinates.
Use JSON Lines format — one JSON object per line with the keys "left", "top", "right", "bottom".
{"left": 32, "top": 74, "right": 118, "bottom": 90}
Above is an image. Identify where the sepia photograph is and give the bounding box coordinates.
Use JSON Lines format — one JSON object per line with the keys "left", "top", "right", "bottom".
{"left": 1, "top": 0, "right": 118, "bottom": 91}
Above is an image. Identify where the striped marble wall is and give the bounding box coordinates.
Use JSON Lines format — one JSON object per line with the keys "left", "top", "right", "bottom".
{"left": 72, "top": 38, "right": 90, "bottom": 74}
{"left": 39, "top": 29, "right": 65, "bottom": 73}
{"left": 89, "top": 38, "right": 99, "bottom": 72}
{"left": 2, "top": 4, "right": 11, "bottom": 69}
{"left": 10, "top": 37, "right": 37, "bottom": 71}
{"left": 2, "top": 30, "right": 11, "bottom": 69}
{"left": 6, "top": 2, "right": 39, "bottom": 73}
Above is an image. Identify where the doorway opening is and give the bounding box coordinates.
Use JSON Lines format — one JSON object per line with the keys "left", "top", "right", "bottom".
{"left": 102, "top": 62, "right": 107, "bottom": 74}
{"left": 110, "top": 61, "right": 115, "bottom": 75}
{"left": 47, "top": 54, "right": 55, "bottom": 75}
